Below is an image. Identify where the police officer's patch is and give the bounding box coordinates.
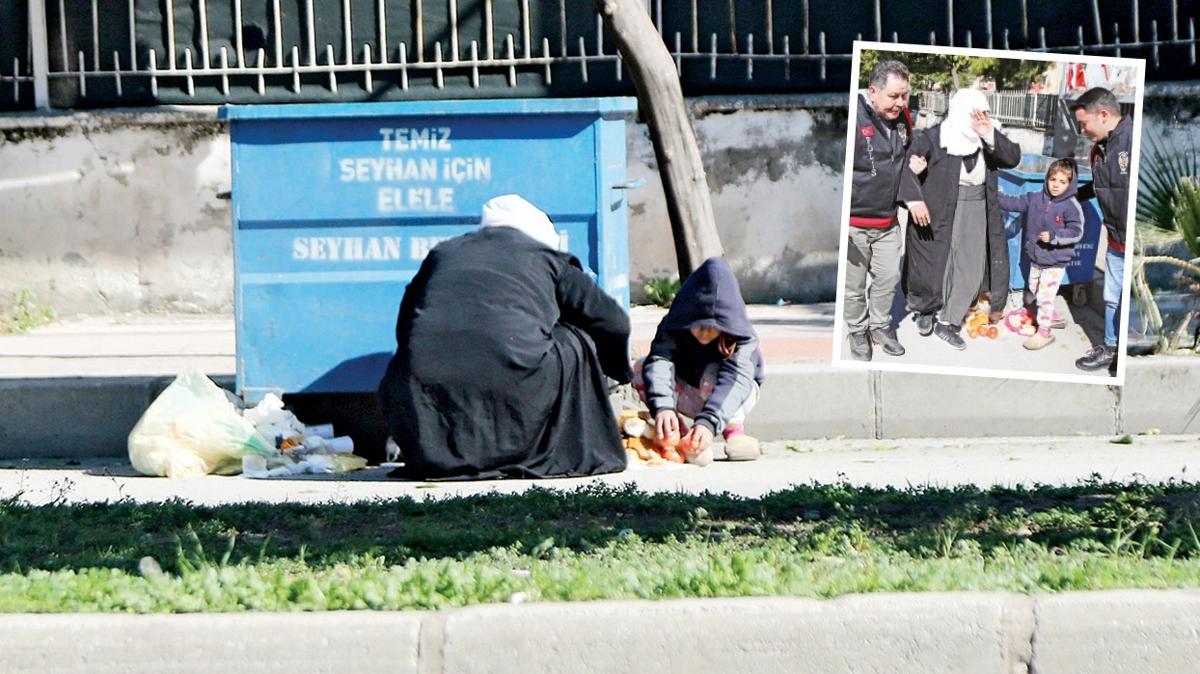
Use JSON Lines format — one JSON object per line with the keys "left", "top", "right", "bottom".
{"left": 1118, "top": 151, "right": 1129, "bottom": 175}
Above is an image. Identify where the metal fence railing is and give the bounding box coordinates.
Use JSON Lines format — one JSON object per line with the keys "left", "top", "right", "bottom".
{"left": 920, "top": 91, "right": 1059, "bottom": 131}
{"left": 1, "top": 0, "right": 1198, "bottom": 110}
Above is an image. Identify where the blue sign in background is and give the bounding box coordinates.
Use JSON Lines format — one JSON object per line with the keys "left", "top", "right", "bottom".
{"left": 999, "top": 153, "right": 1104, "bottom": 291}
{"left": 222, "top": 98, "right": 637, "bottom": 400}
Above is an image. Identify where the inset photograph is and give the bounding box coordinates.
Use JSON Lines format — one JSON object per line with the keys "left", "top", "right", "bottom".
{"left": 833, "top": 41, "right": 1145, "bottom": 384}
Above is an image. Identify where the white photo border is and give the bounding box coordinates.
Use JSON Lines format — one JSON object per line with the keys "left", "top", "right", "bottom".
{"left": 832, "top": 40, "right": 1146, "bottom": 387}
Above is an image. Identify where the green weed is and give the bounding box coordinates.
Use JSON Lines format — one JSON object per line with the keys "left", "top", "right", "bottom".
{"left": 0, "top": 288, "right": 56, "bottom": 334}
{"left": 642, "top": 277, "right": 681, "bottom": 307}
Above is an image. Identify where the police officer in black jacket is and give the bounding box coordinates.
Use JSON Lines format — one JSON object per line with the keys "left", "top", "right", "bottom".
{"left": 843, "top": 59, "right": 925, "bottom": 361}
{"left": 1070, "top": 87, "right": 1133, "bottom": 373}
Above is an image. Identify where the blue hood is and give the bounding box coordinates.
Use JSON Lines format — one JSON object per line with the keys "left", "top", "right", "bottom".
{"left": 661, "top": 257, "right": 756, "bottom": 341}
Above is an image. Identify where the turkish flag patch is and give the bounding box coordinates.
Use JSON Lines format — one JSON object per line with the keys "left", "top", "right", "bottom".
{"left": 861, "top": 126, "right": 875, "bottom": 138}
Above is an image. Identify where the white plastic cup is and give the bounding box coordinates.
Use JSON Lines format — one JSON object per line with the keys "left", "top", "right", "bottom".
{"left": 306, "top": 423, "right": 336, "bottom": 439}
{"left": 326, "top": 436, "right": 354, "bottom": 454}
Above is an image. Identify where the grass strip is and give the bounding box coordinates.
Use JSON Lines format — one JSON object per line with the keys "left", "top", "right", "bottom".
{"left": 3, "top": 480, "right": 1200, "bottom": 612}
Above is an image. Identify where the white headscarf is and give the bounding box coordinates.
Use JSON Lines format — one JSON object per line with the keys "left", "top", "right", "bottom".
{"left": 940, "top": 88, "right": 1000, "bottom": 157}
{"left": 479, "top": 194, "right": 560, "bottom": 250}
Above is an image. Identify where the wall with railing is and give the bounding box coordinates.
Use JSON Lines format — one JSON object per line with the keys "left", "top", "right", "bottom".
{"left": 1, "top": 0, "right": 1198, "bottom": 110}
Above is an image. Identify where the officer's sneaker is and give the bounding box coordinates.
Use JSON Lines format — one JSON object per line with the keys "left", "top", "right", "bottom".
{"left": 915, "top": 312, "right": 935, "bottom": 336}
{"left": 1076, "top": 344, "right": 1115, "bottom": 371}
{"left": 934, "top": 321, "right": 966, "bottom": 350}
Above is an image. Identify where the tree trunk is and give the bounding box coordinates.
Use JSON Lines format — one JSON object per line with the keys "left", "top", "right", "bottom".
{"left": 593, "top": 0, "right": 724, "bottom": 278}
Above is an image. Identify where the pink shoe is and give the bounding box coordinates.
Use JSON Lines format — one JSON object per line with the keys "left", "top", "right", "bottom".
{"left": 721, "top": 425, "right": 760, "bottom": 461}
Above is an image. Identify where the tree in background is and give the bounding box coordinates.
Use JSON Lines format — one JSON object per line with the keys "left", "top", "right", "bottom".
{"left": 859, "top": 51, "right": 1052, "bottom": 91}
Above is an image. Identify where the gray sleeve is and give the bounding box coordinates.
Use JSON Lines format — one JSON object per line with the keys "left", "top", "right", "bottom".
{"left": 642, "top": 324, "right": 678, "bottom": 415}
{"left": 1050, "top": 199, "right": 1086, "bottom": 246}
{"left": 694, "top": 336, "right": 759, "bottom": 435}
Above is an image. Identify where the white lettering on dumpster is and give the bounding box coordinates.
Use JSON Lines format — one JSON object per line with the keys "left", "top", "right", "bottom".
{"left": 379, "top": 127, "right": 453, "bottom": 152}
{"left": 339, "top": 157, "right": 439, "bottom": 182}
{"left": 291, "top": 236, "right": 405, "bottom": 261}
{"left": 332, "top": 126, "right": 497, "bottom": 214}
{"left": 442, "top": 157, "right": 492, "bottom": 184}
{"left": 377, "top": 186, "right": 455, "bottom": 213}
{"left": 409, "top": 236, "right": 454, "bottom": 261}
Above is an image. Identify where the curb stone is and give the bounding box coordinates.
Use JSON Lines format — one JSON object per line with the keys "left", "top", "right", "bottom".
{"left": 2, "top": 592, "right": 1198, "bottom": 673}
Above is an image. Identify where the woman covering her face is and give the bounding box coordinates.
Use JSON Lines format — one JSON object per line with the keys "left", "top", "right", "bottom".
{"left": 900, "top": 88, "right": 1023, "bottom": 350}
{"left": 378, "top": 194, "right": 632, "bottom": 480}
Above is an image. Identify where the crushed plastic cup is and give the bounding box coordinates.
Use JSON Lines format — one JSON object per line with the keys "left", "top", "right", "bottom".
{"left": 325, "top": 436, "right": 354, "bottom": 453}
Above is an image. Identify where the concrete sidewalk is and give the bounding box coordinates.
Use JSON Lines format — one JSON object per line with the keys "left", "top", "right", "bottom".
{"left": 2, "top": 305, "right": 1199, "bottom": 459}
{"left": 2, "top": 434, "right": 1197, "bottom": 506}
{"left": 0, "top": 304, "right": 834, "bottom": 379}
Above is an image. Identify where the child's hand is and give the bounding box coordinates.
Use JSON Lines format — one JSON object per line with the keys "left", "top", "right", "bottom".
{"left": 909, "top": 155, "right": 928, "bottom": 175}
{"left": 1039, "top": 231, "right": 1051, "bottom": 243}
{"left": 655, "top": 409, "right": 680, "bottom": 447}
{"left": 682, "top": 425, "right": 714, "bottom": 453}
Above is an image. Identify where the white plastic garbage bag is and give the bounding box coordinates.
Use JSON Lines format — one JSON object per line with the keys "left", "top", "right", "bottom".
{"left": 128, "top": 371, "right": 276, "bottom": 478}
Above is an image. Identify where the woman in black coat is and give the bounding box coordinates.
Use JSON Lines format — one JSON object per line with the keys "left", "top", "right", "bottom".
{"left": 378, "top": 195, "right": 631, "bottom": 480}
{"left": 900, "top": 88, "right": 1022, "bottom": 349}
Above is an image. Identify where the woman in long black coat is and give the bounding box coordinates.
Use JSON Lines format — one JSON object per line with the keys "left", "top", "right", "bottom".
{"left": 900, "top": 89, "right": 1022, "bottom": 349}
{"left": 378, "top": 195, "right": 631, "bottom": 480}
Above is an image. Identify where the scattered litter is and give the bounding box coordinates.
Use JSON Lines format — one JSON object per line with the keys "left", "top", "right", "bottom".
{"left": 128, "top": 371, "right": 276, "bottom": 478}
{"left": 1138, "top": 428, "right": 1162, "bottom": 436}
{"left": 127, "top": 370, "right": 368, "bottom": 479}
{"left": 1110, "top": 434, "right": 1134, "bottom": 445}
{"left": 775, "top": 298, "right": 792, "bottom": 306}
{"left": 385, "top": 437, "right": 402, "bottom": 463}
{"left": 508, "top": 592, "right": 529, "bottom": 604}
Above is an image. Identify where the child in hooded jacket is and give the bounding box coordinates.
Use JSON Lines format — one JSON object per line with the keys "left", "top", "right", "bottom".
{"left": 997, "top": 159, "right": 1085, "bottom": 350}
{"left": 632, "top": 257, "right": 765, "bottom": 464}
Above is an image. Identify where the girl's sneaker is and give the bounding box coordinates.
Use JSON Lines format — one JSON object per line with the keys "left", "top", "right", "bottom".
{"left": 722, "top": 426, "right": 761, "bottom": 461}
{"left": 1023, "top": 330, "right": 1056, "bottom": 350}
{"left": 1019, "top": 323, "right": 1037, "bottom": 337}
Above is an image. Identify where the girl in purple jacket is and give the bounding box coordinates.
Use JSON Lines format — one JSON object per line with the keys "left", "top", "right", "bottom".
{"left": 997, "top": 159, "right": 1085, "bottom": 350}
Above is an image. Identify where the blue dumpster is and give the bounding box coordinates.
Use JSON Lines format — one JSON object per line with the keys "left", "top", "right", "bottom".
{"left": 998, "top": 153, "right": 1103, "bottom": 291}
{"left": 221, "top": 97, "right": 637, "bottom": 402}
